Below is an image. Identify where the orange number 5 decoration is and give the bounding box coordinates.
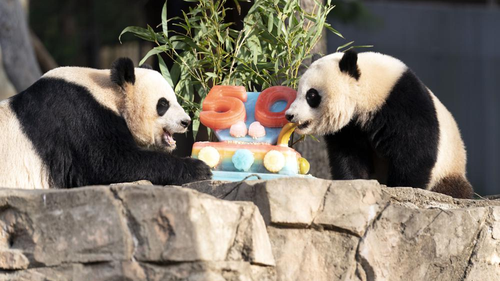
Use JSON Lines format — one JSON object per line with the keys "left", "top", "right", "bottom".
{"left": 255, "top": 86, "right": 297, "bottom": 127}
{"left": 200, "top": 85, "right": 248, "bottom": 130}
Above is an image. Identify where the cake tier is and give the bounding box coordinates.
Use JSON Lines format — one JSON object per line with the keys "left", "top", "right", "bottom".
{"left": 212, "top": 92, "right": 287, "bottom": 144}
{"left": 192, "top": 141, "right": 301, "bottom": 175}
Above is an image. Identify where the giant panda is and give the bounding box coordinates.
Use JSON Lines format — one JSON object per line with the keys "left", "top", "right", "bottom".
{"left": 285, "top": 50, "right": 473, "bottom": 199}
{"left": 0, "top": 58, "right": 211, "bottom": 189}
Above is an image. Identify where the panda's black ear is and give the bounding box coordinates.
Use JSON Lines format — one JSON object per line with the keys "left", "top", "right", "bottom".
{"left": 111, "top": 57, "right": 136, "bottom": 87}
{"left": 339, "top": 50, "right": 360, "bottom": 80}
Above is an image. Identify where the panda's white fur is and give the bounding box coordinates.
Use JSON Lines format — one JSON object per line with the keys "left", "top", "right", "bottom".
{"left": 0, "top": 100, "right": 49, "bottom": 189}
{"left": 428, "top": 91, "right": 467, "bottom": 188}
{"left": 286, "top": 51, "right": 472, "bottom": 198}
{"left": 0, "top": 58, "right": 211, "bottom": 189}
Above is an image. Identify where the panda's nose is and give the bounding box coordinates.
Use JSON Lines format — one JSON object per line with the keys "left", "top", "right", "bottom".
{"left": 180, "top": 119, "right": 191, "bottom": 128}
{"left": 285, "top": 114, "right": 294, "bottom": 122}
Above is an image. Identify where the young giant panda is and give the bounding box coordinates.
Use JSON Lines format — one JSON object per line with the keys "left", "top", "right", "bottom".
{"left": 0, "top": 58, "right": 211, "bottom": 189}
{"left": 285, "top": 51, "right": 473, "bottom": 198}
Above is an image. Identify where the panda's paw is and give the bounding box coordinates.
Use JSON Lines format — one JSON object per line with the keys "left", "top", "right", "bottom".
{"left": 182, "top": 157, "right": 212, "bottom": 183}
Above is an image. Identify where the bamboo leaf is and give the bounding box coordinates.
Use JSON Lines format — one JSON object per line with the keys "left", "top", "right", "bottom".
{"left": 325, "top": 24, "right": 344, "bottom": 39}
{"left": 119, "top": 26, "right": 155, "bottom": 43}
{"left": 205, "top": 72, "right": 218, "bottom": 78}
{"left": 170, "top": 62, "right": 181, "bottom": 86}
{"left": 147, "top": 25, "right": 158, "bottom": 42}
{"left": 161, "top": 1, "right": 168, "bottom": 37}
{"left": 182, "top": 11, "right": 191, "bottom": 30}
{"left": 139, "top": 45, "right": 167, "bottom": 66}
{"left": 157, "top": 54, "right": 174, "bottom": 87}
{"left": 233, "top": 0, "right": 242, "bottom": 14}
{"left": 342, "top": 44, "right": 374, "bottom": 52}
{"left": 308, "top": 134, "right": 321, "bottom": 142}
{"left": 267, "top": 13, "right": 274, "bottom": 33}
{"left": 336, "top": 41, "right": 354, "bottom": 52}
{"left": 352, "top": 44, "right": 374, "bottom": 49}
{"left": 192, "top": 119, "right": 200, "bottom": 141}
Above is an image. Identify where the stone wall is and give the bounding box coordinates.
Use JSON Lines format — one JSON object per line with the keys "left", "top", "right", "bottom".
{"left": 1, "top": 178, "right": 499, "bottom": 281}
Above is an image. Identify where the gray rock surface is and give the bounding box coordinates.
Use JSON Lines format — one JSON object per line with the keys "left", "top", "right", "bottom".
{"left": 267, "top": 227, "right": 358, "bottom": 281}
{"left": 358, "top": 204, "right": 486, "bottom": 281}
{"left": 0, "top": 184, "right": 274, "bottom": 281}
{"left": 185, "top": 178, "right": 500, "bottom": 281}
{"left": 1, "top": 178, "right": 499, "bottom": 280}
{"left": 111, "top": 185, "right": 274, "bottom": 266}
{"left": 463, "top": 207, "right": 500, "bottom": 281}
{"left": 0, "top": 186, "right": 133, "bottom": 267}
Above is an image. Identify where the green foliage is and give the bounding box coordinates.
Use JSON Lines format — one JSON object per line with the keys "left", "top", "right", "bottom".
{"left": 120, "top": 0, "right": 343, "bottom": 133}
{"left": 336, "top": 41, "right": 373, "bottom": 52}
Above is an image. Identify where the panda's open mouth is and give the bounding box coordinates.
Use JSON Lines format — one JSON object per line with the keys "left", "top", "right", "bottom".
{"left": 163, "top": 129, "right": 176, "bottom": 147}
{"left": 297, "top": 121, "right": 311, "bottom": 130}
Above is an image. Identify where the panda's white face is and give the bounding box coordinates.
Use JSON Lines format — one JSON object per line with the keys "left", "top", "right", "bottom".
{"left": 286, "top": 53, "right": 359, "bottom": 135}
{"left": 124, "top": 69, "right": 190, "bottom": 152}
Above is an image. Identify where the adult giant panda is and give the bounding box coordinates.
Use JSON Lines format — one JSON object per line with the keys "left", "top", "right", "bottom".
{"left": 0, "top": 58, "right": 211, "bottom": 189}
{"left": 285, "top": 51, "right": 473, "bottom": 198}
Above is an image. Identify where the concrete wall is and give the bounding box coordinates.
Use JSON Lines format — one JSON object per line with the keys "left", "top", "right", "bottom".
{"left": 327, "top": 1, "right": 500, "bottom": 195}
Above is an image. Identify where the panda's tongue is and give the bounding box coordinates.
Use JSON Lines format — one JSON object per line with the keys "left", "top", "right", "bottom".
{"left": 164, "top": 132, "right": 176, "bottom": 146}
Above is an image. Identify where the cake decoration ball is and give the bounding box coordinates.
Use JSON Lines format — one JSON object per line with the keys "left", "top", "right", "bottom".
{"left": 232, "top": 149, "right": 255, "bottom": 171}
{"left": 279, "top": 157, "right": 299, "bottom": 175}
{"left": 248, "top": 121, "right": 266, "bottom": 139}
{"left": 298, "top": 157, "right": 310, "bottom": 174}
{"left": 198, "top": 146, "right": 220, "bottom": 168}
{"left": 263, "top": 150, "right": 285, "bottom": 173}
{"left": 230, "top": 121, "right": 248, "bottom": 138}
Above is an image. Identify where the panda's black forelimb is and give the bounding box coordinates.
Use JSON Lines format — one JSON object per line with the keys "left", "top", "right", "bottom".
{"left": 324, "top": 121, "right": 373, "bottom": 180}
{"left": 10, "top": 77, "right": 211, "bottom": 188}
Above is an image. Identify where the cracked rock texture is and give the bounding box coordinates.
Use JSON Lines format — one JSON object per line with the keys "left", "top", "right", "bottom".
{"left": 0, "top": 185, "right": 274, "bottom": 281}
{"left": 186, "top": 178, "right": 500, "bottom": 281}
{"left": 1, "top": 178, "right": 499, "bottom": 281}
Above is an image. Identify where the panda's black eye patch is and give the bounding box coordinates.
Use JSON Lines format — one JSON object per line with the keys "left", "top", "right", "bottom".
{"left": 156, "top": 98, "right": 170, "bottom": 116}
{"left": 306, "top": 88, "right": 321, "bottom": 108}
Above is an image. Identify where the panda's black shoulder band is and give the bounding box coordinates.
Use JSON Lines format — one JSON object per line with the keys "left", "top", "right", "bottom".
{"left": 339, "top": 50, "right": 361, "bottom": 80}
{"left": 111, "top": 57, "right": 135, "bottom": 87}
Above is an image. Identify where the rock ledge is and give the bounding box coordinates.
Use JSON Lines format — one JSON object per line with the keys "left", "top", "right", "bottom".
{"left": 0, "top": 178, "right": 498, "bottom": 281}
